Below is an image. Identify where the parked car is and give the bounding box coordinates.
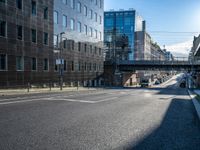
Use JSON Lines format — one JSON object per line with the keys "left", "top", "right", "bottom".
{"left": 140, "top": 79, "right": 149, "bottom": 87}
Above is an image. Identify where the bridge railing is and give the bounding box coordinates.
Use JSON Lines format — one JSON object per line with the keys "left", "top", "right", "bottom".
{"left": 117, "top": 57, "right": 200, "bottom": 65}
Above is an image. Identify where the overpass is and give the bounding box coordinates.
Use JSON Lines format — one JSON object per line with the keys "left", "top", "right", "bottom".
{"left": 105, "top": 59, "right": 200, "bottom": 72}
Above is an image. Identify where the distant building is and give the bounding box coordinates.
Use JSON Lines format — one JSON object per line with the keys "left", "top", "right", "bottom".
{"left": 189, "top": 35, "right": 200, "bottom": 62}
{"left": 134, "top": 31, "right": 151, "bottom": 60}
{"left": 104, "top": 10, "right": 144, "bottom": 61}
{"left": 151, "top": 42, "right": 166, "bottom": 61}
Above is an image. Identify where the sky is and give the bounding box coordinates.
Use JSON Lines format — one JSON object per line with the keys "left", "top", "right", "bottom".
{"left": 104, "top": 0, "right": 200, "bottom": 57}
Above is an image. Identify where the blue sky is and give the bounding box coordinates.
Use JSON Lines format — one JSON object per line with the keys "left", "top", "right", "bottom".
{"left": 104, "top": 0, "right": 200, "bottom": 56}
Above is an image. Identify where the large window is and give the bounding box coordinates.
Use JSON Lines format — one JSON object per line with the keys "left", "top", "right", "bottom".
{"left": 64, "top": 60, "right": 67, "bottom": 71}
{"left": 71, "top": 61, "right": 74, "bottom": 71}
{"left": 31, "top": 57, "right": 37, "bottom": 71}
{"left": 54, "top": 11, "right": 58, "bottom": 24}
{"left": 31, "top": 1, "right": 36, "bottom": 16}
{"left": 99, "top": 15, "right": 102, "bottom": 24}
{"left": 43, "top": 32, "right": 48, "bottom": 45}
{"left": 17, "top": 25, "right": 23, "bottom": 40}
{"left": 62, "top": 15, "right": 67, "bottom": 27}
{"left": 44, "top": 7, "right": 48, "bottom": 20}
{"left": 89, "top": 27, "right": 92, "bottom": 37}
{"left": 70, "top": 19, "right": 75, "bottom": 30}
{"left": 16, "top": 0, "right": 22, "bottom": 9}
{"left": 0, "top": 54, "right": 6, "bottom": 70}
{"left": 77, "top": 21, "right": 81, "bottom": 32}
{"left": 43, "top": 58, "right": 49, "bottom": 71}
{"left": 89, "top": 9, "right": 93, "bottom": 19}
{"left": 78, "top": 42, "right": 81, "bottom": 51}
{"left": 84, "top": 25, "right": 87, "bottom": 35}
{"left": 0, "top": 20, "right": 6, "bottom": 37}
{"left": 95, "top": 29, "right": 97, "bottom": 38}
{"left": 77, "top": 2, "right": 81, "bottom": 13}
{"left": 70, "top": 0, "right": 75, "bottom": 9}
{"left": 84, "top": 5, "right": 87, "bottom": 16}
{"left": 31, "top": 29, "right": 36, "bottom": 43}
{"left": 16, "top": 56, "right": 24, "bottom": 71}
{"left": 62, "top": 0, "right": 67, "bottom": 5}
{"left": 95, "top": 12, "right": 97, "bottom": 22}
{"left": 54, "top": 34, "right": 58, "bottom": 47}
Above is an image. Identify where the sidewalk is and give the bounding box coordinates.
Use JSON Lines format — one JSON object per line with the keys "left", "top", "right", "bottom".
{"left": 188, "top": 89, "right": 200, "bottom": 120}
{"left": 0, "top": 87, "right": 101, "bottom": 96}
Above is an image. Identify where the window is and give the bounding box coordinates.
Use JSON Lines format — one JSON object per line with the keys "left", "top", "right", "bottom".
{"left": 95, "top": 12, "right": 97, "bottom": 22}
{"left": 62, "top": 15, "right": 67, "bottom": 27}
{"left": 70, "top": 19, "right": 75, "bottom": 30}
{"left": 17, "top": 25, "right": 23, "bottom": 40}
{"left": 31, "top": 29, "right": 36, "bottom": 43}
{"left": 44, "top": 7, "right": 48, "bottom": 20}
{"left": 99, "top": 15, "right": 102, "bottom": 24}
{"left": 62, "top": 0, "right": 67, "bottom": 4}
{"left": 99, "top": 48, "right": 101, "bottom": 55}
{"left": 84, "top": 5, "right": 87, "bottom": 16}
{"left": 99, "top": 31, "right": 102, "bottom": 40}
{"left": 31, "top": 1, "right": 36, "bottom": 16}
{"left": 95, "top": 0, "right": 97, "bottom": 5}
{"left": 54, "top": 35, "right": 58, "bottom": 47}
{"left": 64, "top": 60, "right": 67, "bottom": 71}
{"left": 0, "top": 54, "right": 6, "bottom": 70}
{"left": 71, "top": 41, "right": 74, "bottom": 50}
{"left": 95, "top": 29, "right": 97, "bottom": 38}
{"left": 77, "top": 21, "right": 81, "bottom": 32}
{"left": 0, "top": 0, "right": 6, "bottom": 3}
{"left": 77, "top": 2, "right": 81, "bottom": 13}
{"left": 54, "top": 60, "right": 58, "bottom": 71}
{"left": 89, "top": 9, "right": 93, "bottom": 19}
{"left": 43, "top": 32, "right": 48, "bottom": 45}
{"left": 0, "top": 20, "right": 6, "bottom": 37}
{"left": 54, "top": 11, "right": 58, "bottom": 24}
{"left": 84, "top": 25, "right": 87, "bottom": 35}
{"left": 70, "top": 0, "right": 75, "bottom": 9}
{"left": 95, "top": 46, "right": 97, "bottom": 54}
{"left": 63, "top": 39, "right": 67, "bottom": 48}
{"left": 43, "top": 58, "right": 49, "bottom": 71}
{"left": 78, "top": 61, "right": 81, "bottom": 71}
{"left": 71, "top": 61, "right": 74, "bottom": 71}
{"left": 78, "top": 42, "right": 81, "bottom": 51}
{"left": 100, "top": 0, "right": 102, "bottom": 8}
{"left": 16, "top": 0, "right": 22, "bottom": 9}
{"left": 84, "top": 44, "right": 87, "bottom": 52}
{"left": 31, "top": 57, "right": 37, "bottom": 71}
{"left": 16, "top": 56, "right": 24, "bottom": 71}
{"left": 89, "top": 27, "right": 92, "bottom": 37}
{"left": 84, "top": 62, "right": 87, "bottom": 71}
{"left": 90, "top": 45, "right": 92, "bottom": 54}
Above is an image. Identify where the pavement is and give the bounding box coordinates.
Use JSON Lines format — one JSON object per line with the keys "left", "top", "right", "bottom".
{"left": 189, "top": 89, "right": 200, "bottom": 120}
{"left": 0, "top": 75, "right": 200, "bottom": 150}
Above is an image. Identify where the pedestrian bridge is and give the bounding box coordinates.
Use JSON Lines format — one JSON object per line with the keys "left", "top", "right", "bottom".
{"left": 105, "top": 59, "right": 200, "bottom": 71}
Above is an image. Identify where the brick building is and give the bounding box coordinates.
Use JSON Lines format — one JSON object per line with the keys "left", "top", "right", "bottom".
{"left": 0, "top": 0, "right": 54, "bottom": 87}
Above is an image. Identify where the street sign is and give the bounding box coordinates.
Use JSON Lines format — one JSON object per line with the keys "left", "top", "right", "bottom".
{"left": 56, "top": 59, "right": 64, "bottom": 65}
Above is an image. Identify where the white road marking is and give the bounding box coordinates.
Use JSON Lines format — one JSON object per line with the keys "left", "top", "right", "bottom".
{"left": 0, "top": 96, "right": 120, "bottom": 105}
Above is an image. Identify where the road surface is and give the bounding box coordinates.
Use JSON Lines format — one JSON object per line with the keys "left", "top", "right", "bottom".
{"left": 0, "top": 75, "right": 200, "bottom": 150}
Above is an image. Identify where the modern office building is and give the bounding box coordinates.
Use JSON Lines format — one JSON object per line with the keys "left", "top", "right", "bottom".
{"left": 104, "top": 9, "right": 144, "bottom": 61}
{"left": 0, "top": 0, "right": 54, "bottom": 87}
{"left": 53, "top": 0, "right": 104, "bottom": 86}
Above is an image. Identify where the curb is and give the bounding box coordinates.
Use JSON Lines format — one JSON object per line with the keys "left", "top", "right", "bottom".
{"left": 188, "top": 90, "right": 200, "bottom": 120}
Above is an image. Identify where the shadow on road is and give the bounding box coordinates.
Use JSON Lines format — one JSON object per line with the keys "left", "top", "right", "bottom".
{"left": 118, "top": 98, "right": 200, "bottom": 150}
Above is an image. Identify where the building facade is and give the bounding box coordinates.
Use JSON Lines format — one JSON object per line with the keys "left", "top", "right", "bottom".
{"left": 0, "top": 0, "right": 54, "bottom": 87}
{"left": 104, "top": 9, "right": 144, "bottom": 61}
{"left": 53, "top": 0, "right": 104, "bottom": 87}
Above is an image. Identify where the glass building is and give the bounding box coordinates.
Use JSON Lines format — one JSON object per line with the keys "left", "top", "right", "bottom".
{"left": 53, "top": 0, "right": 104, "bottom": 86}
{"left": 104, "top": 10, "right": 144, "bottom": 61}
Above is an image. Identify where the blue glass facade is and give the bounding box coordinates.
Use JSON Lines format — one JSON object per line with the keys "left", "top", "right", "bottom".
{"left": 104, "top": 10, "right": 143, "bottom": 61}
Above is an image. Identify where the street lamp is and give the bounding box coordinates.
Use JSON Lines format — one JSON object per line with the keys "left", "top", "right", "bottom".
{"left": 59, "top": 32, "right": 65, "bottom": 91}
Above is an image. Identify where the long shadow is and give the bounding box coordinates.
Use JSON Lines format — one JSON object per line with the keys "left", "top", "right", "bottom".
{"left": 119, "top": 98, "right": 200, "bottom": 150}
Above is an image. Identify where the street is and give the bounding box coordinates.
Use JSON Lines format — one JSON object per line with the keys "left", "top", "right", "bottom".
{"left": 0, "top": 76, "right": 200, "bottom": 150}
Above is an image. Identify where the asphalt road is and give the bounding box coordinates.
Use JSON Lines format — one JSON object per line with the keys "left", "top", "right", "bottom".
{"left": 0, "top": 75, "right": 200, "bottom": 150}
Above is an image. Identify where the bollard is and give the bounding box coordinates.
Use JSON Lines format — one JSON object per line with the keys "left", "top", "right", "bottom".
{"left": 27, "top": 82, "right": 30, "bottom": 93}
{"left": 49, "top": 82, "right": 52, "bottom": 91}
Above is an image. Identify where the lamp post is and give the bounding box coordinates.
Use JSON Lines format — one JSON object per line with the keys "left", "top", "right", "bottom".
{"left": 59, "top": 32, "right": 65, "bottom": 91}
